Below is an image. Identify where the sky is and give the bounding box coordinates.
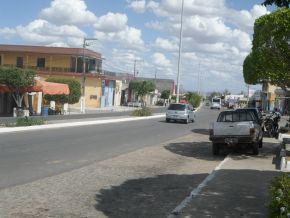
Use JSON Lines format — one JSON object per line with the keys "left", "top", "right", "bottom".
{"left": 0, "top": 0, "right": 273, "bottom": 94}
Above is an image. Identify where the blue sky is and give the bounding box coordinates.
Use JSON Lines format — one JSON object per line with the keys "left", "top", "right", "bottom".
{"left": 0, "top": 0, "right": 272, "bottom": 94}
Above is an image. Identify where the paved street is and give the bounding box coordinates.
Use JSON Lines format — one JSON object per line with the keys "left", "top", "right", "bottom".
{"left": 0, "top": 106, "right": 281, "bottom": 217}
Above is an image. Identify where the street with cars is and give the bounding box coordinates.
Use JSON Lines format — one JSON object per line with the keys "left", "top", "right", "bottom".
{"left": 0, "top": 105, "right": 282, "bottom": 217}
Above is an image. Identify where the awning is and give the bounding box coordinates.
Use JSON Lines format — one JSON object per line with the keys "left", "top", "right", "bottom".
{"left": 0, "top": 80, "right": 70, "bottom": 95}
{"left": 30, "top": 80, "right": 70, "bottom": 95}
{"left": 0, "top": 84, "right": 10, "bottom": 93}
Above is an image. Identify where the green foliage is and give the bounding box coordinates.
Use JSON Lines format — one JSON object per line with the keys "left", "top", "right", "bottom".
{"left": 269, "top": 172, "right": 290, "bottom": 217}
{"left": 185, "top": 92, "right": 202, "bottom": 107}
{"left": 129, "top": 80, "right": 155, "bottom": 101}
{"left": 131, "top": 107, "right": 152, "bottom": 116}
{"left": 262, "top": 0, "right": 289, "bottom": 8}
{"left": 2, "top": 117, "right": 45, "bottom": 127}
{"left": 245, "top": 8, "right": 290, "bottom": 88}
{"left": 0, "top": 67, "right": 36, "bottom": 107}
{"left": 16, "top": 117, "right": 45, "bottom": 126}
{"left": 44, "top": 78, "right": 81, "bottom": 104}
{"left": 161, "top": 90, "right": 171, "bottom": 99}
{"left": 243, "top": 53, "right": 261, "bottom": 84}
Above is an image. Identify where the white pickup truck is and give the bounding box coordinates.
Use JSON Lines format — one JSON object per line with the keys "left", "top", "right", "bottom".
{"left": 209, "top": 109, "right": 263, "bottom": 155}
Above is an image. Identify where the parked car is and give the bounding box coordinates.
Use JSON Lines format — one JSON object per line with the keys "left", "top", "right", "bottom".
{"left": 127, "top": 101, "right": 142, "bottom": 107}
{"left": 209, "top": 109, "right": 263, "bottom": 155}
{"left": 166, "top": 103, "right": 195, "bottom": 124}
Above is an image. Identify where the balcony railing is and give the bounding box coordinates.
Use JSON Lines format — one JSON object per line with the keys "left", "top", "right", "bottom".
{"left": 2, "top": 64, "right": 79, "bottom": 73}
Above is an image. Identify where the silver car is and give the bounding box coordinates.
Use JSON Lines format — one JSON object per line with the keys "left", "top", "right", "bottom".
{"left": 166, "top": 103, "right": 195, "bottom": 124}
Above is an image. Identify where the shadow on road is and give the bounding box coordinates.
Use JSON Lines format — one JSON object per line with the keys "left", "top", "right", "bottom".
{"left": 178, "top": 169, "right": 280, "bottom": 218}
{"left": 95, "top": 174, "right": 208, "bottom": 218}
{"left": 164, "top": 141, "right": 226, "bottom": 161}
{"left": 191, "top": 128, "right": 209, "bottom": 135}
{"left": 95, "top": 170, "right": 280, "bottom": 218}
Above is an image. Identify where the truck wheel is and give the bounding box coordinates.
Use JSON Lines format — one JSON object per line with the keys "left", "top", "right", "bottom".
{"left": 252, "top": 143, "right": 259, "bottom": 155}
{"left": 212, "top": 143, "right": 220, "bottom": 155}
{"left": 166, "top": 118, "right": 170, "bottom": 123}
{"left": 184, "top": 117, "right": 189, "bottom": 124}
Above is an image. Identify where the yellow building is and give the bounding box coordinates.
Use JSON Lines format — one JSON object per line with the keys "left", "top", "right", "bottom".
{"left": 0, "top": 44, "right": 104, "bottom": 115}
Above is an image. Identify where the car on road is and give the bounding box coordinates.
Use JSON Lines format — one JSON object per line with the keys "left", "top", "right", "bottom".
{"left": 166, "top": 103, "right": 195, "bottom": 124}
{"left": 126, "top": 101, "right": 142, "bottom": 107}
{"left": 209, "top": 109, "right": 263, "bottom": 155}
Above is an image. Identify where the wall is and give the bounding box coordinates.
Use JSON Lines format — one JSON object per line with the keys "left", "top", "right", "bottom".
{"left": 41, "top": 74, "right": 102, "bottom": 109}
{"left": 0, "top": 52, "right": 72, "bottom": 69}
{"left": 114, "top": 80, "right": 122, "bottom": 106}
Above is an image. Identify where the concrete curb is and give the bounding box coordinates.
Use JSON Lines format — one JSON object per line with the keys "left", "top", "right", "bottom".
{"left": 0, "top": 114, "right": 165, "bottom": 134}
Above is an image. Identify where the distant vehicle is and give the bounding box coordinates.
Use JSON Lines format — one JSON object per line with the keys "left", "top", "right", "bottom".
{"left": 209, "top": 109, "right": 263, "bottom": 155}
{"left": 127, "top": 101, "right": 142, "bottom": 107}
{"left": 211, "top": 97, "right": 221, "bottom": 110}
{"left": 166, "top": 103, "right": 195, "bottom": 124}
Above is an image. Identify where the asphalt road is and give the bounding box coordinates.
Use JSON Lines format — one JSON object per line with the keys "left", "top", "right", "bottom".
{"left": 0, "top": 106, "right": 219, "bottom": 189}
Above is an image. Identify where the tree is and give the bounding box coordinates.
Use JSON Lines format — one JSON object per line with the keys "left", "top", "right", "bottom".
{"left": 44, "top": 78, "right": 81, "bottom": 104}
{"left": 0, "top": 67, "right": 36, "bottom": 108}
{"left": 243, "top": 8, "right": 290, "bottom": 88}
{"left": 262, "top": 0, "right": 289, "bottom": 8}
{"left": 185, "top": 92, "right": 202, "bottom": 107}
{"left": 223, "top": 89, "right": 231, "bottom": 96}
{"left": 129, "top": 80, "right": 155, "bottom": 104}
{"left": 161, "top": 90, "right": 171, "bottom": 99}
{"left": 209, "top": 91, "right": 222, "bottom": 101}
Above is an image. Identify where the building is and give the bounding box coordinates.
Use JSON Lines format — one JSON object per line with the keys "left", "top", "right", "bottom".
{"left": 0, "top": 44, "right": 104, "bottom": 115}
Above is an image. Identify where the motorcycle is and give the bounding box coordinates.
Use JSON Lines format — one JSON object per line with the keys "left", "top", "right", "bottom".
{"left": 263, "top": 111, "right": 281, "bottom": 138}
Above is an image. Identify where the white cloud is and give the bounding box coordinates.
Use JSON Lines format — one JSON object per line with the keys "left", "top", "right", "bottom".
{"left": 94, "top": 13, "right": 128, "bottom": 32}
{"left": 1, "top": 19, "right": 85, "bottom": 46}
{"left": 154, "top": 37, "right": 178, "bottom": 52}
{"left": 128, "top": 0, "right": 146, "bottom": 13}
{"left": 92, "top": 11, "right": 144, "bottom": 50}
{"left": 152, "top": 52, "right": 171, "bottom": 67}
{"left": 40, "top": 0, "right": 97, "bottom": 26}
{"left": 0, "top": 27, "right": 16, "bottom": 38}
{"left": 227, "top": 4, "right": 270, "bottom": 33}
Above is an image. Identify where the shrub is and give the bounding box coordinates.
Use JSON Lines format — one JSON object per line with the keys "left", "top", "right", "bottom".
{"left": 15, "top": 117, "right": 45, "bottom": 127}
{"left": 132, "top": 107, "right": 152, "bottom": 116}
{"left": 269, "top": 172, "right": 290, "bottom": 217}
{"left": 45, "top": 78, "right": 81, "bottom": 104}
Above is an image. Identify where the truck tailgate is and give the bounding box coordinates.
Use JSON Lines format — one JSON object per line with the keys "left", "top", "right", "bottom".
{"left": 213, "top": 121, "right": 253, "bottom": 136}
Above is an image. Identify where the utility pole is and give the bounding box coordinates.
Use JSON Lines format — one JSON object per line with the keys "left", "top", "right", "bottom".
{"left": 133, "top": 59, "right": 137, "bottom": 78}
{"left": 198, "top": 62, "right": 200, "bottom": 95}
{"left": 176, "top": 0, "right": 184, "bottom": 103}
{"left": 80, "top": 37, "right": 98, "bottom": 114}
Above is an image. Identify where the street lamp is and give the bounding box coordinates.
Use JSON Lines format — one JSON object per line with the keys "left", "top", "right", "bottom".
{"left": 80, "top": 37, "right": 98, "bottom": 114}
{"left": 176, "top": 0, "right": 184, "bottom": 103}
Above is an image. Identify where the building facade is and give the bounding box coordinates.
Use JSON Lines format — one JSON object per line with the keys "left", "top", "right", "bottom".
{"left": 0, "top": 44, "right": 104, "bottom": 115}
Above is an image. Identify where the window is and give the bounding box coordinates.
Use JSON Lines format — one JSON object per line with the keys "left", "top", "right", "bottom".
{"left": 37, "top": 58, "right": 45, "bottom": 68}
{"left": 16, "top": 57, "right": 23, "bottom": 68}
{"left": 168, "top": 104, "right": 186, "bottom": 111}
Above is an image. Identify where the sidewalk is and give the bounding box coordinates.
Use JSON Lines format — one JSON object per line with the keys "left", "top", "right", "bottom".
{"left": 170, "top": 137, "right": 281, "bottom": 218}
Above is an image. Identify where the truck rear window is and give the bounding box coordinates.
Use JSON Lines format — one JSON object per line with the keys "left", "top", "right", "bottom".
{"left": 217, "top": 111, "right": 255, "bottom": 122}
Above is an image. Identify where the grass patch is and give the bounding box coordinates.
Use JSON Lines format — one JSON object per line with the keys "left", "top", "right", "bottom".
{"left": 1, "top": 117, "right": 46, "bottom": 127}
{"left": 131, "top": 107, "right": 152, "bottom": 116}
{"left": 269, "top": 172, "right": 290, "bottom": 217}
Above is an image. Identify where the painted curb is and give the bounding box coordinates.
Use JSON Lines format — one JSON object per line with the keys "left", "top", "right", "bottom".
{"left": 0, "top": 114, "right": 165, "bottom": 134}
